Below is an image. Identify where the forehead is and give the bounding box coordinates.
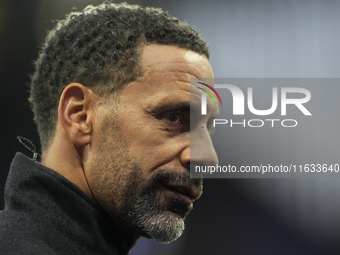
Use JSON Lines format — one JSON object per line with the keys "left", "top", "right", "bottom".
{"left": 141, "top": 45, "right": 212, "bottom": 81}
{"left": 120, "top": 45, "right": 213, "bottom": 98}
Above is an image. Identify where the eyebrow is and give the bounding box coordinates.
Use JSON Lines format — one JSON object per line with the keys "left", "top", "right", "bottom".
{"left": 151, "top": 101, "right": 192, "bottom": 114}
{"left": 155, "top": 99, "right": 218, "bottom": 119}
{"left": 149, "top": 99, "right": 219, "bottom": 132}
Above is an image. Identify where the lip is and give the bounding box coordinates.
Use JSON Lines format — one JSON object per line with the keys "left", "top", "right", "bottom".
{"left": 162, "top": 184, "right": 201, "bottom": 204}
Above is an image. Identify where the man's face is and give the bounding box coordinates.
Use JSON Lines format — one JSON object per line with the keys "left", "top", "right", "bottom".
{"left": 86, "top": 45, "right": 218, "bottom": 243}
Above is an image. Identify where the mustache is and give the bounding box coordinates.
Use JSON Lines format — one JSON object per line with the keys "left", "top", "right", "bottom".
{"left": 145, "top": 170, "right": 203, "bottom": 195}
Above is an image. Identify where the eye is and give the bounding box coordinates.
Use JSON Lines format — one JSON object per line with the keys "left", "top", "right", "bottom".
{"left": 164, "top": 112, "right": 182, "bottom": 124}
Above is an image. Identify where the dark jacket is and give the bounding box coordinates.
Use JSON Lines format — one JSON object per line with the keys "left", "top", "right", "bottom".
{"left": 0, "top": 153, "right": 133, "bottom": 255}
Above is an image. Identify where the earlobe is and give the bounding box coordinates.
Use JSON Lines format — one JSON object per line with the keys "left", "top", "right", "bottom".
{"left": 58, "top": 83, "right": 94, "bottom": 147}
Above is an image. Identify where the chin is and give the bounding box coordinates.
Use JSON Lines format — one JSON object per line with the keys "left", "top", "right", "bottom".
{"left": 140, "top": 211, "right": 186, "bottom": 244}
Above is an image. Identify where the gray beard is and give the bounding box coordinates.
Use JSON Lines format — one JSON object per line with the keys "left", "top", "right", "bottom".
{"left": 128, "top": 193, "right": 185, "bottom": 243}
{"left": 121, "top": 171, "right": 198, "bottom": 243}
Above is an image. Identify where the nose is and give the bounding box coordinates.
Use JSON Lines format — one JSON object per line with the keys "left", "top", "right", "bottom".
{"left": 180, "top": 127, "right": 219, "bottom": 170}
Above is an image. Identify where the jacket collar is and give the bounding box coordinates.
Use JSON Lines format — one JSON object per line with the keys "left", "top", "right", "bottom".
{"left": 4, "top": 153, "right": 133, "bottom": 254}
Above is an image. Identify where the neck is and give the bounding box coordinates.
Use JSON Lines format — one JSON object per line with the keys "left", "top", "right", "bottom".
{"left": 42, "top": 124, "right": 94, "bottom": 199}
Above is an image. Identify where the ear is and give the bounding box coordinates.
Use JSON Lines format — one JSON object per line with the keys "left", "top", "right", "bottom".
{"left": 58, "top": 83, "right": 95, "bottom": 147}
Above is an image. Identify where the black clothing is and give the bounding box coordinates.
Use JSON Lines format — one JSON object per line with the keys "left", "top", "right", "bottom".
{"left": 0, "top": 153, "right": 133, "bottom": 255}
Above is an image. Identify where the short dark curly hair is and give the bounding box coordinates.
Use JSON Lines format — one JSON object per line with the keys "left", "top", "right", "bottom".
{"left": 29, "top": 1, "right": 210, "bottom": 151}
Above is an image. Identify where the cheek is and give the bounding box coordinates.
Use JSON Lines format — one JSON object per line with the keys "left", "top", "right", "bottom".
{"left": 129, "top": 133, "right": 188, "bottom": 171}
{"left": 117, "top": 110, "right": 189, "bottom": 171}
{"left": 87, "top": 146, "right": 138, "bottom": 212}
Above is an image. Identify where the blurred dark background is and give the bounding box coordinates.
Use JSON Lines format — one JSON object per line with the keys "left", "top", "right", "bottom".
{"left": 1, "top": 0, "right": 340, "bottom": 254}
